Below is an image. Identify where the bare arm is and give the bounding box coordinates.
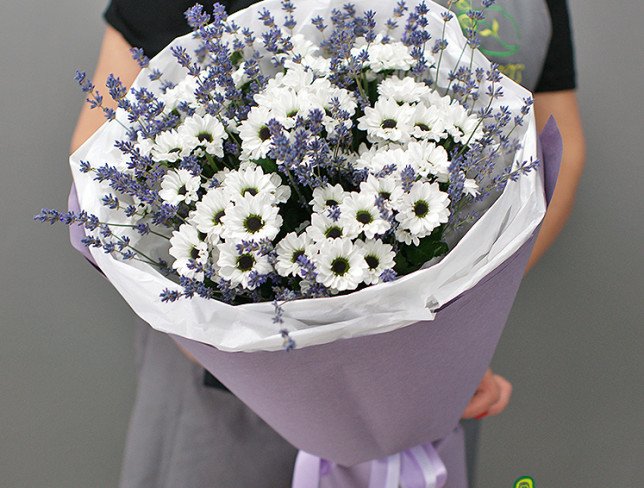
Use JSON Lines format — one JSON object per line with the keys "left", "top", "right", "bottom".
{"left": 70, "top": 25, "right": 141, "bottom": 153}
{"left": 527, "top": 90, "right": 586, "bottom": 271}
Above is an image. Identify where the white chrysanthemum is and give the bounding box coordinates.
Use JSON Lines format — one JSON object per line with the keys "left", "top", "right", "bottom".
{"left": 223, "top": 165, "right": 289, "bottom": 204}
{"left": 271, "top": 91, "right": 303, "bottom": 129}
{"left": 444, "top": 104, "right": 484, "bottom": 144}
{"left": 311, "top": 79, "right": 356, "bottom": 110}
{"left": 363, "top": 41, "right": 415, "bottom": 72}
{"left": 286, "top": 55, "right": 331, "bottom": 76}
{"left": 329, "top": 85, "right": 358, "bottom": 111}
{"left": 232, "top": 61, "right": 250, "bottom": 88}
{"left": 178, "top": 113, "right": 228, "bottom": 157}
{"left": 394, "top": 181, "right": 451, "bottom": 237}
{"left": 410, "top": 103, "right": 447, "bottom": 141}
{"left": 254, "top": 87, "right": 301, "bottom": 128}
{"left": 151, "top": 130, "right": 190, "bottom": 162}
{"left": 270, "top": 173, "right": 292, "bottom": 204}
{"left": 310, "top": 184, "right": 347, "bottom": 213}
{"left": 357, "top": 97, "right": 413, "bottom": 143}
{"left": 378, "top": 77, "right": 432, "bottom": 104}
{"left": 306, "top": 212, "right": 359, "bottom": 242}
{"left": 161, "top": 76, "right": 200, "bottom": 114}
{"left": 354, "top": 145, "right": 408, "bottom": 174}
{"left": 419, "top": 90, "right": 454, "bottom": 111}
{"left": 290, "top": 34, "right": 322, "bottom": 58}
{"left": 216, "top": 242, "right": 273, "bottom": 290}
{"left": 339, "top": 192, "right": 391, "bottom": 239}
{"left": 463, "top": 177, "right": 480, "bottom": 197}
{"left": 220, "top": 194, "right": 282, "bottom": 241}
{"left": 298, "top": 84, "right": 330, "bottom": 116}
{"left": 135, "top": 134, "right": 154, "bottom": 157}
{"left": 405, "top": 140, "right": 450, "bottom": 181}
{"left": 158, "top": 169, "right": 201, "bottom": 206}
{"left": 359, "top": 174, "right": 404, "bottom": 207}
{"left": 275, "top": 232, "right": 313, "bottom": 277}
{"left": 394, "top": 227, "right": 420, "bottom": 247}
{"left": 356, "top": 239, "right": 396, "bottom": 285}
{"left": 270, "top": 64, "right": 315, "bottom": 90}
{"left": 305, "top": 82, "right": 358, "bottom": 133}
{"left": 282, "top": 35, "right": 331, "bottom": 75}
{"left": 239, "top": 106, "right": 282, "bottom": 160}
{"left": 203, "top": 167, "right": 233, "bottom": 191}
{"left": 355, "top": 142, "right": 391, "bottom": 169}
{"left": 308, "top": 76, "right": 332, "bottom": 94}
{"left": 169, "top": 224, "right": 209, "bottom": 279}
{"left": 188, "top": 187, "right": 230, "bottom": 245}
{"left": 313, "top": 238, "right": 368, "bottom": 292}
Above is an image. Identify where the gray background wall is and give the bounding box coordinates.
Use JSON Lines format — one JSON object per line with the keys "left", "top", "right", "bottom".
{"left": 1, "top": 0, "right": 642, "bottom": 486}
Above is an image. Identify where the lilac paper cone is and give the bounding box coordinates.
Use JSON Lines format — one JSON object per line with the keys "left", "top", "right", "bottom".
{"left": 171, "top": 231, "right": 532, "bottom": 466}
{"left": 171, "top": 120, "right": 562, "bottom": 468}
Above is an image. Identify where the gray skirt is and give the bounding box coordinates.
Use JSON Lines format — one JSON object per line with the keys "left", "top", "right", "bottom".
{"left": 119, "top": 319, "right": 479, "bottom": 487}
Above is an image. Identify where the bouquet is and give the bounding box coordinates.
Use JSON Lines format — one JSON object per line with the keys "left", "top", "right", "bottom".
{"left": 39, "top": 0, "right": 563, "bottom": 486}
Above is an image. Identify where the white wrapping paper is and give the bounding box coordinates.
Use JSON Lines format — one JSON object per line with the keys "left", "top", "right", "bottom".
{"left": 70, "top": 0, "right": 545, "bottom": 352}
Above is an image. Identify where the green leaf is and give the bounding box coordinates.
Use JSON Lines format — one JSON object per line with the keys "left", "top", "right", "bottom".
{"left": 279, "top": 196, "right": 309, "bottom": 236}
{"left": 230, "top": 51, "right": 244, "bottom": 67}
{"left": 395, "top": 229, "right": 450, "bottom": 275}
{"left": 254, "top": 158, "right": 278, "bottom": 174}
{"left": 394, "top": 252, "right": 413, "bottom": 275}
{"left": 366, "top": 79, "right": 380, "bottom": 105}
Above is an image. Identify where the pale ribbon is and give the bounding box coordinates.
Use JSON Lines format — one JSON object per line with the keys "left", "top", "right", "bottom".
{"left": 292, "top": 442, "right": 447, "bottom": 488}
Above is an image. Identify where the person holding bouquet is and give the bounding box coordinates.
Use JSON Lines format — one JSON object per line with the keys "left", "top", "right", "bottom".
{"left": 67, "top": 1, "right": 585, "bottom": 486}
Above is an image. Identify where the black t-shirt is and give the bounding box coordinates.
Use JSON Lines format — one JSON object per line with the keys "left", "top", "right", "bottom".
{"left": 105, "top": 0, "right": 255, "bottom": 59}
{"left": 105, "top": 0, "right": 576, "bottom": 92}
{"left": 535, "top": 0, "right": 576, "bottom": 92}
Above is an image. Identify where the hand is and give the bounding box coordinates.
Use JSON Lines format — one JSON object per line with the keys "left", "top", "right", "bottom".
{"left": 461, "top": 369, "right": 512, "bottom": 420}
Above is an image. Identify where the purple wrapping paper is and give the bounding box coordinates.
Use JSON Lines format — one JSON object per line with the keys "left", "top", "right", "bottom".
{"left": 173, "top": 120, "right": 562, "bottom": 468}
{"left": 68, "top": 119, "right": 562, "bottom": 483}
{"left": 540, "top": 116, "right": 564, "bottom": 202}
{"left": 170, "top": 230, "right": 532, "bottom": 466}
